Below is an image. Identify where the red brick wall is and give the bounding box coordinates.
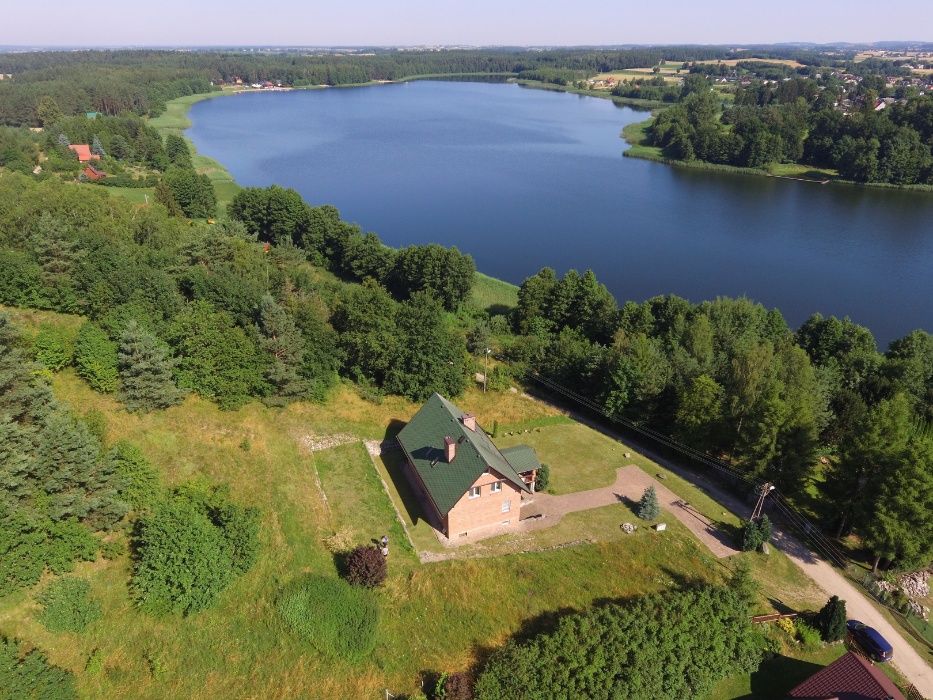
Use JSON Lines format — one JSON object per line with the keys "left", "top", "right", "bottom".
{"left": 446, "top": 471, "right": 521, "bottom": 538}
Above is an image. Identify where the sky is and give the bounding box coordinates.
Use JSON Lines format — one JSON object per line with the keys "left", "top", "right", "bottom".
{"left": 2, "top": 0, "right": 932, "bottom": 47}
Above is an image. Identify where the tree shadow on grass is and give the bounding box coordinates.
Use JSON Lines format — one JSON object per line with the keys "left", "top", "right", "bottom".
{"left": 732, "top": 654, "right": 824, "bottom": 699}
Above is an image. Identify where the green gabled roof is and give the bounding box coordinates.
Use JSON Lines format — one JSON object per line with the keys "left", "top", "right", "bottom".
{"left": 396, "top": 393, "right": 531, "bottom": 515}
{"left": 500, "top": 445, "right": 541, "bottom": 474}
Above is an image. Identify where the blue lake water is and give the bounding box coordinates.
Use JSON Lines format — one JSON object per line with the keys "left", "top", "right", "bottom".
{"left": 188, "top": 80, "right": 933, "bottom": 346}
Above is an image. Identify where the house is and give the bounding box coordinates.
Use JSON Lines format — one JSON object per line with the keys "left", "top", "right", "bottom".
{"left": 68, "top": 144, "right": 100, "bottom": 163}
{"left": 396, "top": 393, "right": 540, "bottom": 539}
{"left": 82, "top": 165, "right": 106, "bottom": 182}
{"left": 787, "top": 651, "right": 905, "bottom": 700}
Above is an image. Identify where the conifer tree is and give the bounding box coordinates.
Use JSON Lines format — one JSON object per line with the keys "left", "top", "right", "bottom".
{"left": 91, "top": 134, "right": 105, "bottom": 158}
{"left": 257, "top": 295, "right": 308, "bottom": 404}
{"left": 118, "top": 321, "right": 182, "bottom": 412}
{"left": 637, "top": 485, "right": 660, "bottom": 520}
{"left": 815, "top": 595, "right": 847, "bottom": 642}
{"left": 154, "top": 181, "right": 184, "bottom": 218}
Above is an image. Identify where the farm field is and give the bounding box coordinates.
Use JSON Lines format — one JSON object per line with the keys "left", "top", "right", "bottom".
{"left": 0, "top": 306, "right": 876, "bottom": 699}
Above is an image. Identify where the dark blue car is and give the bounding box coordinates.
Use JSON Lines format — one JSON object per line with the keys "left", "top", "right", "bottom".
{"left": 847, "top": 619, "right": 894, "bottom": 662}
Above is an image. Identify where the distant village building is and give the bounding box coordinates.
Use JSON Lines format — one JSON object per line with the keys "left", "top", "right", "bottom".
{"left": 396, "top": 394, "right": 540, "bottom": 540}
{"left": 81, "top": 165, "right": 106, "bottom": 182}
{"left": 68, "top": 144, "right": 100, "bottom": 163}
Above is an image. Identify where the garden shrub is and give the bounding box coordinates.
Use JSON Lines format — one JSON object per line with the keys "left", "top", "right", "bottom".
{"left": 741, "top": 516, "right": 773, "bottom": 552}
{"left": 277, "top": 575, "right": 378, "bottom": 661}
{"left": 776, "top": 616, "right": 796, "bottom": 636}
{"left": 0, "top": 636, "right": 77, "bottom": 700}
{"left": 107, "top": 442, "right": 161, "bottom": 510}
{"left": 637, "top": 485, "right": 660, "bottom": 520}
{"left": 131, "top": 485, "right": 259, "bottom": 616}
{"left": 474, "top": 583, "right": 760, "bottom": 700}
{"left": 437, "top": 671, "right": 474, "bottom": 700}
{"left": 36, "top": 577, "right": 102, "bottom": 633}
{"left": 535, "top": 464, "right": 550, "bottom": 492}
{"left": 814, "top": 595, "right": 847, "bottom": 642}
{"left": 794, "top": 620, "right": 822, "bottom": 651}
{"left": 73, "top": 322, "right": 119, "bottom": 392}
{"left": 344, "top": 545, "right": 387, "bottom": 588}
{"left": 33, "top": 324, "right": 74, "bottom": 371}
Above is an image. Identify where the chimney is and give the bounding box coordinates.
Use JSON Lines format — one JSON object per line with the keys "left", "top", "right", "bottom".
{"left": 462, "top": 414, "right": 476, "bottom": 431}
{"left": 444, "top": 435, "right": 456, "bottom": 463}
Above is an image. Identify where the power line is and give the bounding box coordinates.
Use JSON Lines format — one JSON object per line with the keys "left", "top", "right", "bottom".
{"left": 522, "top": 368, "right": 851, "bottom": 567}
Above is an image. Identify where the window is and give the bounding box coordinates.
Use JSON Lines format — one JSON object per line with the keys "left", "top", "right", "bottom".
{"left": 469, "top": 486, "right": 481, "bottom": 499}
{"left": 490, "top": 481, "right": 502, "bottom": 493}
{"left": 501, "top": 499, "right": 511, "bottom": 513}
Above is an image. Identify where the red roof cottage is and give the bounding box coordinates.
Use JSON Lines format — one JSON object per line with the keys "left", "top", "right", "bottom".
{"left": 396, "top": 394, "right": 540, "bottom": 540}
{"left": 68, "top": 144, "right": 100, "bottom": 163}
{"left": 787, "top": 651, "right": 905, "bottom": 700}
{"left": 82, "top": 165, "right": 106, "bottom": 182}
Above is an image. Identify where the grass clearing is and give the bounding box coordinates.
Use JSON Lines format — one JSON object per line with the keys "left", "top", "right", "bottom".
{"left": 470, "top": 272, "right": 518, "bottom": 314}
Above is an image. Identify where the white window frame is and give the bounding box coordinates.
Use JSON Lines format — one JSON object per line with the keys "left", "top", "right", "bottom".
{"left": 490, "top": 481, "right": 502, "bottom": 493}
{"left": 469, "top": 486, "right": 481, "bottom": 499}
{"left": 501, "top": 499, "right": 511, "bottom": 513}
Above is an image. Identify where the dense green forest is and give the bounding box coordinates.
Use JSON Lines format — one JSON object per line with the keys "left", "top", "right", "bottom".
{"left": 1, "top": 170, "right": 928, "bottom": 573}
{"left": 648, "top": 77, "right": 933, "bottom": 184}
{"left": 505, "top": 265, "right": 932, "bottom": 570}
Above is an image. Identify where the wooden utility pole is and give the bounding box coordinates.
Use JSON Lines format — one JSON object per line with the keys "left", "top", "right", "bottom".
{"left": 751, "top": 482, "right": 774, "bottom": 520}
{"left": 483, "top": 348, "right": 491, "bottom": 393}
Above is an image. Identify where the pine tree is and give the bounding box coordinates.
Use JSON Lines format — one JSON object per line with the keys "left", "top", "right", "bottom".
{"left": 257, "top": 295, "right": 308, "bottom": 404}
{"left": 118, "top": 321, "right": 183, "bottom": 413}
{"left": 154, "top": 181, "right": 184, "bottom": 218}
{"left": 815, "top": 595, "right": 847, "bottom": 642}
{"left": 91, "top": 135, "right": 105, "bottom": 158}
{"left": 637, "top": 485, "right": 660, "bottom": 520}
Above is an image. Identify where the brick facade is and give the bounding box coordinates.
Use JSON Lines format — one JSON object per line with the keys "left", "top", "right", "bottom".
{"left": 446, "top": 471, "right": 523, "bottom": 538}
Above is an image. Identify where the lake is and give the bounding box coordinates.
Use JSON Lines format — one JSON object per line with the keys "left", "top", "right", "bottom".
{"left": 187, "top": 80, "right": 933, "bottom": 346}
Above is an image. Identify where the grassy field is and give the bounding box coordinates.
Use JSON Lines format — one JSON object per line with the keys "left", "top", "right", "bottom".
{"left": 694, "top": 58, "right": 806, "bottom": 69}
{"left": 621, "top": 117, "right": 664, "bottom": 159}
{"left": 0, "top": 307, "right": 858, "bottom": 698}
{"left": 470, "top": 272, "right": 519, "bottom": 314}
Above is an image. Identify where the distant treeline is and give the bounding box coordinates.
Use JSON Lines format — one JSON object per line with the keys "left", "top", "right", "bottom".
{"left": 648, "top": 79, "right": 933, "bottom": 185}
{"left": 0, "top": 47, "right": 818, "bottom": 126}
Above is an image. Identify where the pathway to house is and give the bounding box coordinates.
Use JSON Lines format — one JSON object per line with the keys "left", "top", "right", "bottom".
{"left": 558, "top": 412, "right": 933, "bottom": 697}
{"left": 520, "top": 465, "right": 740, "bottom": 558}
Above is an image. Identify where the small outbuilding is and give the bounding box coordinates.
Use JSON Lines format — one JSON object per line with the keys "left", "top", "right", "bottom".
{"left": 68, "top": 144, "right": 100, "bottom": 163}
{"left": 82, "top": 165, "right": 107, "bottom": 182}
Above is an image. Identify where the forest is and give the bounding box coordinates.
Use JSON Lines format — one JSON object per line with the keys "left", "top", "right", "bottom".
{"left": 0, "top": 46, "right": 822, "bottom": 126}
{"left": 0, "top": 169, "right": 929, "bottom": 575}
{"left": 648, "top": 77, "right": 933, "bottom": 185}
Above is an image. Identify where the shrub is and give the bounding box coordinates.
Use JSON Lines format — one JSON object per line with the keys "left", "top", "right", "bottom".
{"left": 81, "top": 409, "right": 107, "bottom": 443}
{"left": 438, "top": 671, "right": 474, "bottom": 700}
{"left": 741, "top": 516, "right": 773, "bottom": 552}
{"left": 84, "top": 648, "right": 104, "bottom": 676}
{"left": 277, "top": 575, "right": 378, "bottom": 661}
{"left": 776, "top": 616, "right": 796, "bottom": 636}
{"left": 637, "top": 485, "right": 660, "bottom": 520}
{"left": 73, "top": 322, "right": 119, "bottom": 392}
{"left": 344, "top": 545, "right": 387, "bottom": 588}
{"left": 131, "top": 486, "right": 258, "bottom": 616}
{"left": 474, "top": 584, "right": 760, "bottom": 700}
{"left": 814, "top": 595, "right": 847, "bottom": 642}
{"left": 535, "top": 464, "right": 551, "bottom": 492}
{"left": 36, "top": 577, "right": 102, "bottom": 633}
{"left": 794, "top": 619, "right": 822, "bottom": 651}
{"left": 0, "top": 636, "right": 77, "bottom": 700}
{"left": 107, "top": 442, "right": 161, "bottom": 510}
{"left": 34, "top": 324, "right": 73, "bottom": 371}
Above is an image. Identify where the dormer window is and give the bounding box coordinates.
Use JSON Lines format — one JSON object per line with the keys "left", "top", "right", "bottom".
{"left": 469, "top": 486, "right": 481, "bottom": 499}
{"left": 490, "top": 481, "right": 502, "bottom": 493}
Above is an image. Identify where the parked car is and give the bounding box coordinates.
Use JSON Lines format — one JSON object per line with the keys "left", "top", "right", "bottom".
{"left": 846, "top": 620, "right": 894, "bottom": 662}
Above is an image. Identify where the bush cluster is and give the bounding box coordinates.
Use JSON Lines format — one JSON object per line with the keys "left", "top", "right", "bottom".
{"left": 741, "top": 516, "right": 773, "bottom": 552}
{"left": 36, "top": 577, "right": 102, "bottom": 633}
{"left": 131, "top": 484, "right": 259, "bottom": 616}
{"left": 277, "top": 576, "right": 379, "bottom": 661}
{"left": 0, "top": 636, "right": 76, "bottom": 700}
{"left": 344, "top": 545, "right": 387, "bottom": 588}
